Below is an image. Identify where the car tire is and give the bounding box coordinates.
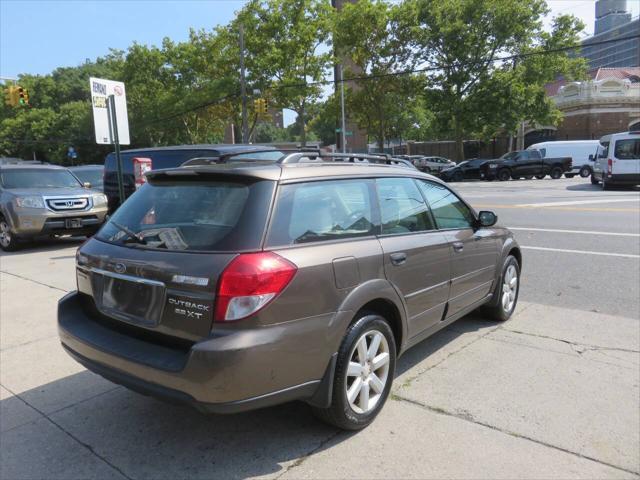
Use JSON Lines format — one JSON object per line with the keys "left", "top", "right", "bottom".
{"left": 550, "top": 167, "right": 563, "bottom": 179}
{"left": 524, "top": 175, "right": 533, "bottom": 180}
{"left": 591, "top": 174, "right": 599, "bottom": 185}
{"left": 535, "top": 174, "right": 546, "bottom": 179}
{"left": 0, "top": 216, "right": 21, "bottom": 252}
{"left": 312, "top": 313, "right": 396, "bottom": 431}
{"left": 482, "top": 255, "right": 520, "bottom": 322}
{"left": 564, "top": 173, "right": 575, "bottom": 178}
{"left": 602, "top": 176, "right": 611, "bottom": 190}
{"left": 579, "top": 166, "right": 591, "bottom": 178}
{"left": 498, "top": 169, "right": 511, "bottom": 181}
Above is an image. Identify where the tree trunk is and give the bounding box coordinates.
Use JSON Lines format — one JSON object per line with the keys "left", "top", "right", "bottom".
{"left": 454, "top": 116, "right": 464, "bottom": 162}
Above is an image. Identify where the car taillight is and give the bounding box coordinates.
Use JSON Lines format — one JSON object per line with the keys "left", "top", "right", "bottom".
{"left": 607, "top": 158, "right": 612, "bottom": 176}
{"left": 214, "top": 252, "right": 297, "bottom": 322}
{"left": 133, "top": 157, "right": 152, "bottom": 189}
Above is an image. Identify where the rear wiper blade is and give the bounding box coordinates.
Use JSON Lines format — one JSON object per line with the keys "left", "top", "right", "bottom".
{"left": 110, "top": 221, "right": 147, "bottom": 245}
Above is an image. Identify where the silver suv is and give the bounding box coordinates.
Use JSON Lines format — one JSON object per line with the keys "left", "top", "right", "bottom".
{"left": 0, "top": 165, "right": 108, "bottom": 251}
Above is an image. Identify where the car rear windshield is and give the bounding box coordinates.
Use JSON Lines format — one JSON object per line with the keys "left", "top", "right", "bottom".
{"left": 96, "top": 178, "right": 274, "bottom": 252}
{"left": 614, "top": 139, "right": 640, "bottom": 160}
{"left": 0, "top": 169, "right": 81, "bottom": 188}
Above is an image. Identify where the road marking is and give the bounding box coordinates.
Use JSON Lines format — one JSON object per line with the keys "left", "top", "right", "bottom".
{"left": 509, "top": 227, "right": 640, "bottom": 237}
{"left": 516, "top": 198, "right": 640, "bottom": 207}
{"left": 473, "top": 204, "right": 639, "bottom": 213}
{"left": 521, "top": 246, "right": 640, "bottom": 259}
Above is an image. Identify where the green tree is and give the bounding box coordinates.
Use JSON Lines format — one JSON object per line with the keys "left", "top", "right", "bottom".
{"left": 334, "top": 0, "right": 426, "bottom": 150}
{"left": 409, "top": 0, "right": 586, "bottom": 159}
{"left": 229, "top": 0, "right": 333, "bottom": 146}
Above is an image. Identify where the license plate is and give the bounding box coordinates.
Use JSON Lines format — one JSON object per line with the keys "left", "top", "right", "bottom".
{"left": 65, "top": 218, "right": 83, "bottom": 229}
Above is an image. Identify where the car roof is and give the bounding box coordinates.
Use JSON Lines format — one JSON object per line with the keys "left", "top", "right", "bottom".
{"left": 0, "top": 164, "right": 68, "bottom": 171}
{"left": 113, "top": 144, "right": 277, "bottom": 155}
{"left": 147, "top": 161, "right": 444, "bottom": 184}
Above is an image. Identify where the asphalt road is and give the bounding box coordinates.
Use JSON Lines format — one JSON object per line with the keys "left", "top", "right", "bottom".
{"left": 1, "top": 176, "right": 638, "bottom": 479}
{"left": 454, "top": 177, "right": 640, "bottom": 318}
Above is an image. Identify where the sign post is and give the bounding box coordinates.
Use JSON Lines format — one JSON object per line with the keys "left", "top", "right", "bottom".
{"left": 89, "top": 77, "right": 130, "bottom": 205}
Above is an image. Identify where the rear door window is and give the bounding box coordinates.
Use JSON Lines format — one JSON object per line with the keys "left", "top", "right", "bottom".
{"left": 376, "top": 177, "right": 435, "bottom": 234}
{"left": 96, "top": 178, "right": 274, "bottom": 251}
{"left": 417, "top": 181, "right": 474, "bottom": 230}
{"left": 266, "top": 179, "right": 376, "bottom": 246}
{"left": 614, "top": 139, "right": 640, "bottom": 159}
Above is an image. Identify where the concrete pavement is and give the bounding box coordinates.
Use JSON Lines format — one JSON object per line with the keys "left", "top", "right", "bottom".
{"left": 1, "top": 177, "right": 639, "bottom": 479}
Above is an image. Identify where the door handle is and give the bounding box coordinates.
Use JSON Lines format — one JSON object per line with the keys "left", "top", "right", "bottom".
{"left": 390, "top": 252, "right": 407, "bottom": 265}
{"left": 452, "top": 242, "right": 464, "bottom": 252}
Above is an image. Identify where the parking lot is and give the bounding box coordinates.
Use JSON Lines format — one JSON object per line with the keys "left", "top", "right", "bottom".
{"left": 1, "top": 176, "right": 638, "bottom": 479}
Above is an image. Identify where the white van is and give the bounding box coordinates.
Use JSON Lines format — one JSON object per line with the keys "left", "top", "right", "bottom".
{"left": 592, "top": 131, "right": 640, "bottom": 190}
{"left": 527, "top": 140, "right": 600, "bottom": 178}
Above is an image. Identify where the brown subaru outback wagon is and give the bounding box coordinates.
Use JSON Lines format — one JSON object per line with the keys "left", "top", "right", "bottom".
{"left": 58, "top": 151, "right": 521, "bottom": 430}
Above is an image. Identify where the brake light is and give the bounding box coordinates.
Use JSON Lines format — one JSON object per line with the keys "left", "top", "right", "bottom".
{"left": 607, "top": 158, "right": 612, "bottom": 176}
{"left": 214, "top": 252, "right": 297, "bottom": 322}
{"left": 133, "top": 157, "right": 152, "bottom": 189}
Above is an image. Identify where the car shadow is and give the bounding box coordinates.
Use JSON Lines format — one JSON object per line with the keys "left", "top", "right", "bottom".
{"left": 566, "top": 183, "right": 640, "bottom": 192}
{"left": 1, "top": 314, "right": 496, "bottom": 479}
{"left": 0, "top": 236, "right": 86, "bottom": 257}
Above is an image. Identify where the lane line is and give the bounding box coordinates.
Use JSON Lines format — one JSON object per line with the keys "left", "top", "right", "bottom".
{"left": 509, "top": 227, "right": 640, "bottom": 237}
{"left": 521, "top": 246, "right": 640, "bottom": 259}
{"left": 473, "top": 204, "right": 639, "bottom": 212}
{"left": 517, "top": 198, "right": 640, "bottom": 207}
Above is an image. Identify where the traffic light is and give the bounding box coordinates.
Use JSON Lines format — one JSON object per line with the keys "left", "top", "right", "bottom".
{"left": 253, "top": 98, "right": 268, "bottom": 117}
{"left": 4, "top": 86, "right": 18, "bottom": 107}
{"left": 17, "top": 87, "right": 29, "bottom": 106}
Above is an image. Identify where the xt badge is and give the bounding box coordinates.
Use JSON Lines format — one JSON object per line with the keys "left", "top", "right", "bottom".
{"left": 168, "top": 297, "right": 210, "bottom": 320}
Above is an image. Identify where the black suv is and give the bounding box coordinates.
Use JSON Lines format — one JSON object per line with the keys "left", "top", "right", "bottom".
{"left": 58, "top": 151, "right": 521, "bottom": 430}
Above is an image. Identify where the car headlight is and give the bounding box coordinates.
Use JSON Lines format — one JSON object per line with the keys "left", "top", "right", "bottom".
{"left": 14, "top": 196, "right": 45, "bottom": 209}
{"left": 93, "top": 194, "right": 108, "bottom": 207}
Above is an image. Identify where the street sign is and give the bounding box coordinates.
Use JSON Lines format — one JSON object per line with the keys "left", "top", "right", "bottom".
{"left": 89, "top": 77, "right": 130, "bottom": 145}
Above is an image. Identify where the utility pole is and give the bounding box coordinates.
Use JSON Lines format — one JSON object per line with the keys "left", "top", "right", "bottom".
{"left": 339, "top": 64, "right": 347, "bottom": 153}
{"left": 239, "top": 24, "right": 249, "bottom": 144}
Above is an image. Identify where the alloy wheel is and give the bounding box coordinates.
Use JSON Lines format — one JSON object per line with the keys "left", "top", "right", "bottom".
{"left": 345, "top": 330, "right": 390, "bottom": 414}
{"left": 502, "top": 264, "right": 518, "bottom": 313}
{"left": 0, "top": 221, "right": 11, "bottom": 248}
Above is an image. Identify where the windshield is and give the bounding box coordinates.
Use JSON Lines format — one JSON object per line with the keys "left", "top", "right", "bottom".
{"left": 72, "top": 168, "right": 103, "bottom": 188}
{"left": 96, "top": 178, "right": 274, "bottom": 251}
{"left": 500, "top": 152, "right": 517, "bottom": 160}
{"left": 0, "top": 169, "right": 82, "bottom": 189}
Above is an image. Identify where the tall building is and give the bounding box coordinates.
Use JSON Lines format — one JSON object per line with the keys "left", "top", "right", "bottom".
{"left": 579, "top": 0, "right": 639, "bottom": 68}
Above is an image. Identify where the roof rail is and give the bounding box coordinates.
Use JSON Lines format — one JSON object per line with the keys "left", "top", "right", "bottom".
{"left": 180, "top": 148, "right": 416, "bottom": 170}
{"left": 279, "top": 151, "right": 417, "bottom": 169}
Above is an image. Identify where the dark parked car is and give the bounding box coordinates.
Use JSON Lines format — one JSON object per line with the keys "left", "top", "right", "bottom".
{"left": 440, "top": 158, "right": 488, "bottom": 182}
{"left": 480, "top": 150, "right": 572, "bottom": 181}
{"left": 58, "top": 151, "right": 522, "bottom": 430}
{"left": 70, "top": 165, "right": 104, "bottom": 191}
{"left": 103, "top": 144, "right": 281, "bottom": 212}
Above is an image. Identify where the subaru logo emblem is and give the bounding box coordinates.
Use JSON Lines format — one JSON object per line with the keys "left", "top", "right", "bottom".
{"left": 113, "top": 263, "right": 126, "bottom": 274}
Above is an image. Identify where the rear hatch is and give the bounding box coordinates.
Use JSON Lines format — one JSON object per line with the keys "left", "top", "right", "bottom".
{"left": 77, "top": 172, "right": 276, "bottom": 342}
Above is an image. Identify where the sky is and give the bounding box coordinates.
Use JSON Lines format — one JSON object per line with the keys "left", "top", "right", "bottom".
{"left": 1, "top": 0, "right": 639, "bottom": 125}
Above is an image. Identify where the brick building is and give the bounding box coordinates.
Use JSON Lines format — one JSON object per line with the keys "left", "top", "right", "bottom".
{"left": 524, "top": 67, "right": 640, "bottom": 147}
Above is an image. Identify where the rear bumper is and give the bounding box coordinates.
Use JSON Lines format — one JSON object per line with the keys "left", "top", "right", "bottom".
{"left": 58, "top": 292, "right": 340, "bottom": 413}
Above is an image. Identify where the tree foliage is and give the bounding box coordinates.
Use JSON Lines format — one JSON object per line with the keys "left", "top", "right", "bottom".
{"left": 0, "top": 0, "right": 586, "bottom": 163}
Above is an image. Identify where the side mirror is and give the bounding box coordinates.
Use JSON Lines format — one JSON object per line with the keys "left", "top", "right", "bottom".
{"left": 83, "top": 182, "right": 92, "bottom": 189}
{"left": 477, "top": 210, "right": 497, "bottom": 228}
{"left": 588, "top": 154, "right": 594, "bottom": 161}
